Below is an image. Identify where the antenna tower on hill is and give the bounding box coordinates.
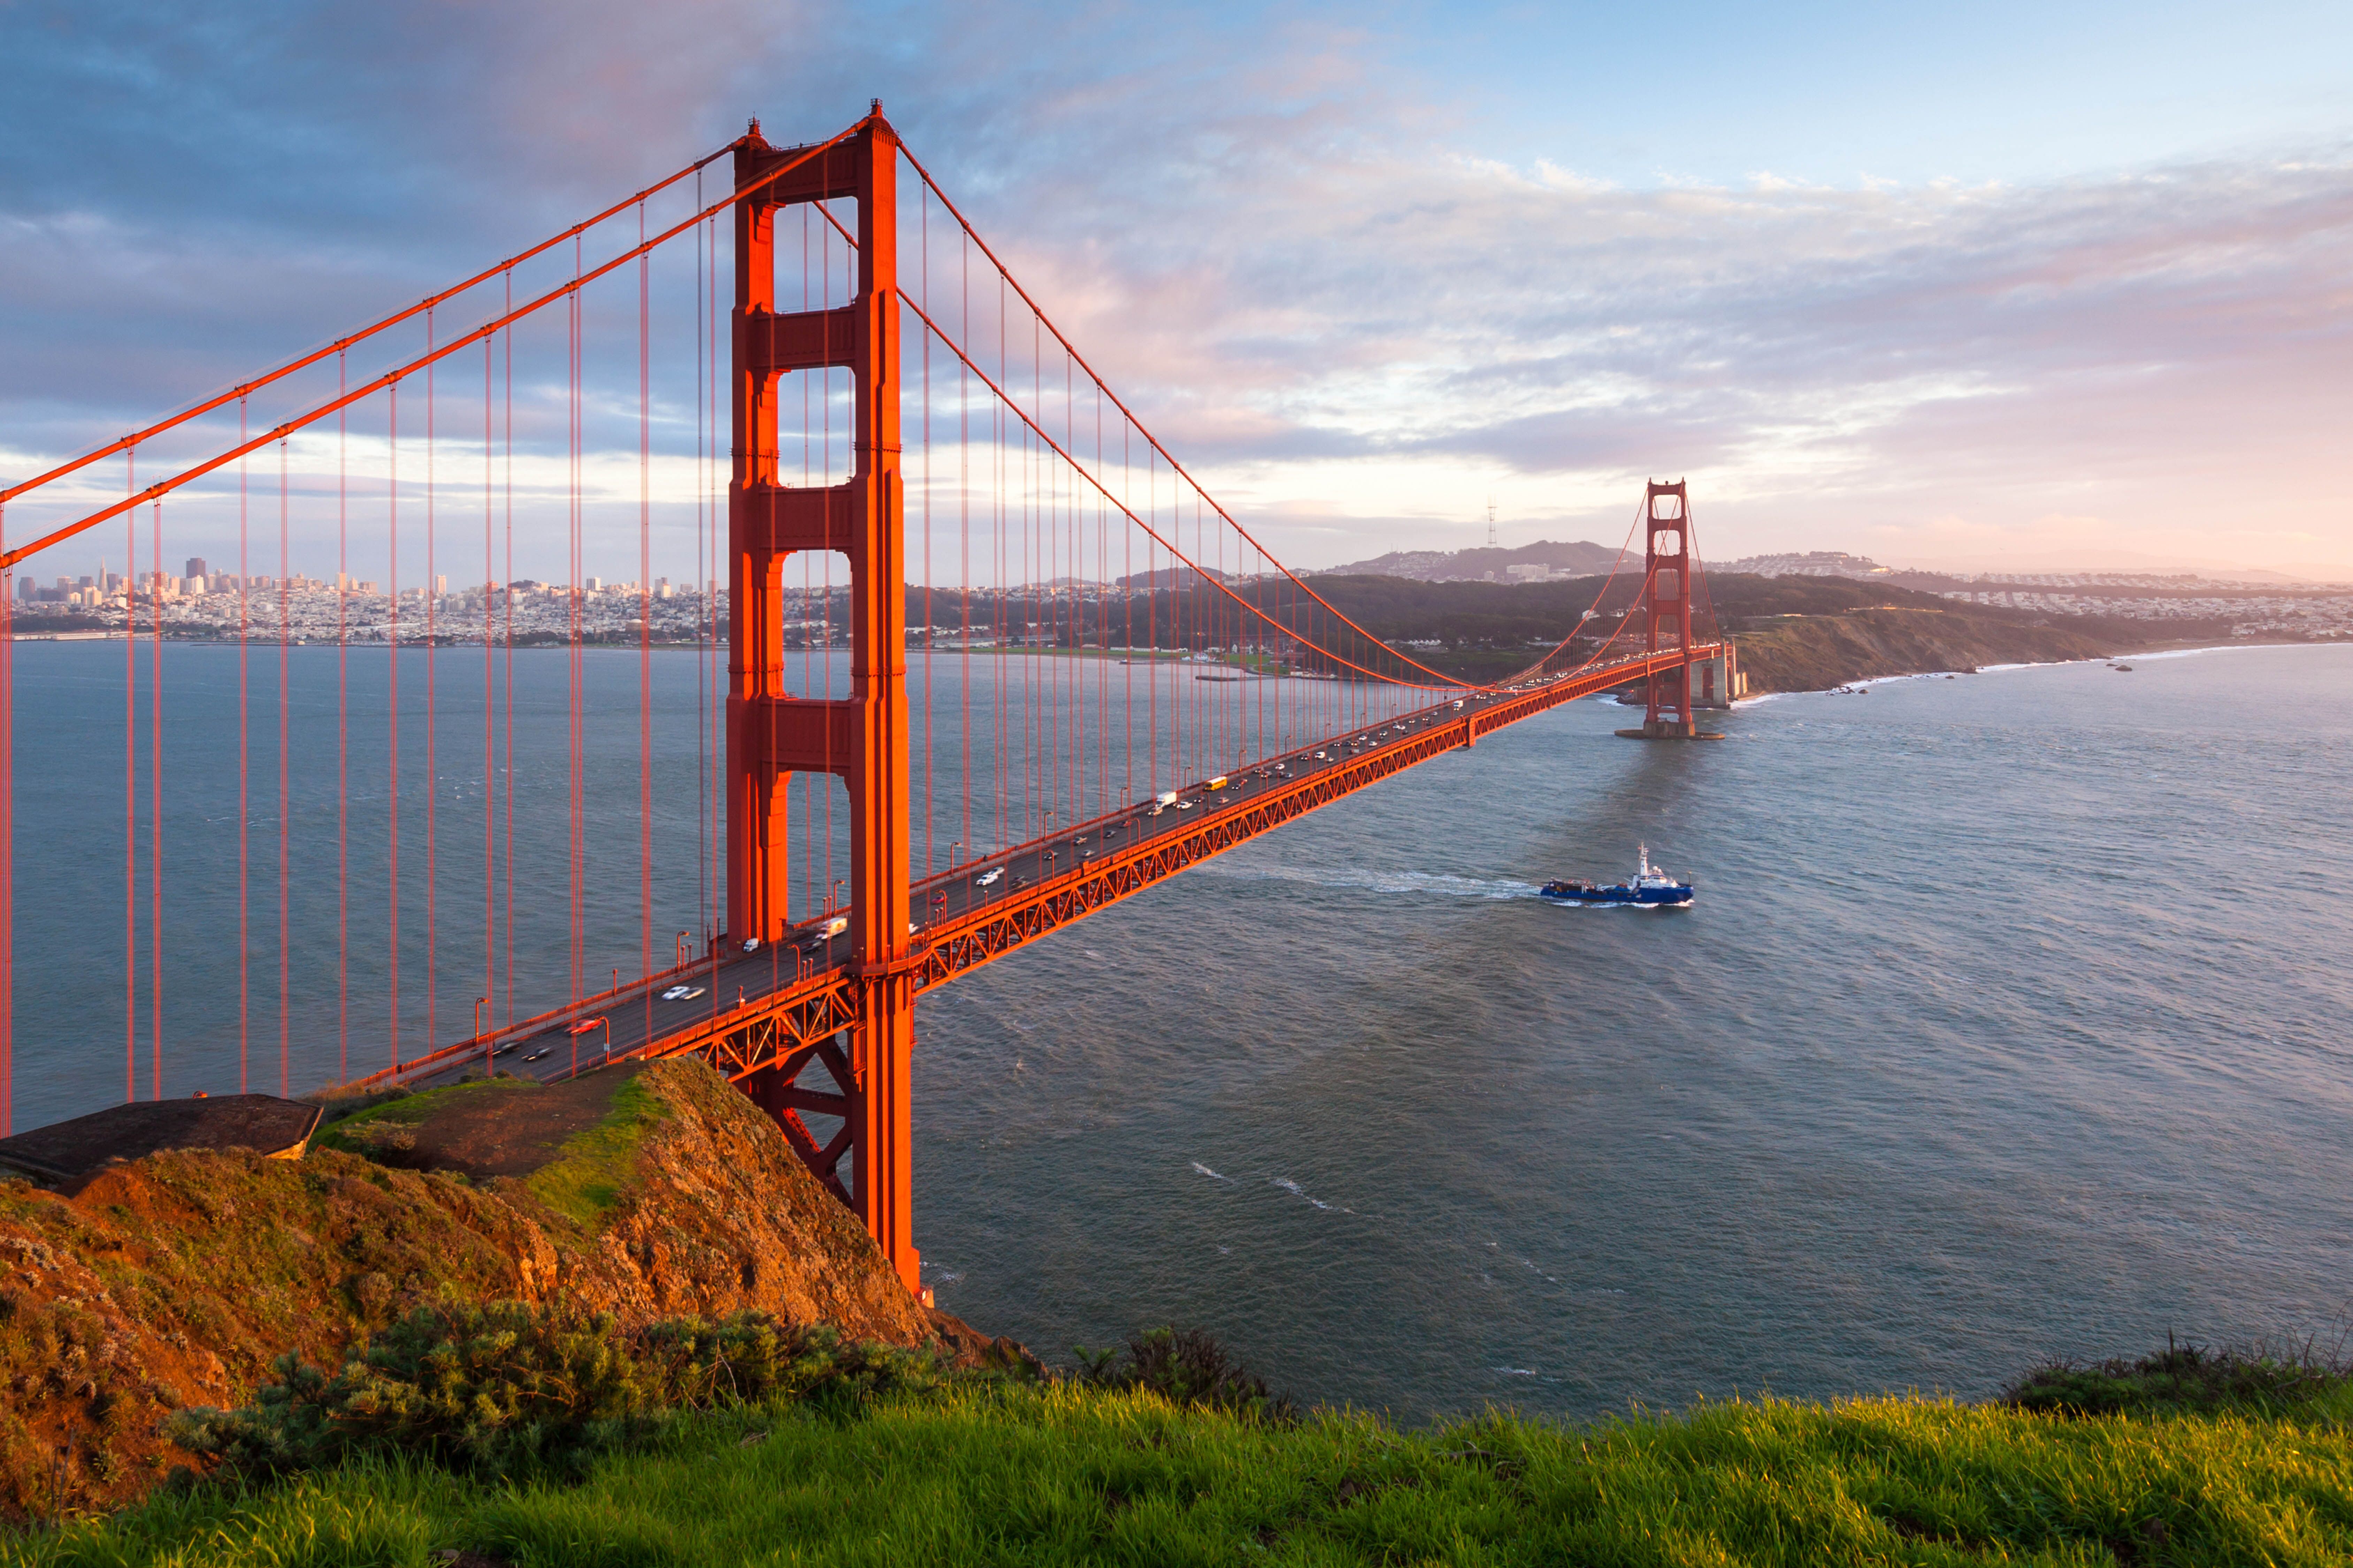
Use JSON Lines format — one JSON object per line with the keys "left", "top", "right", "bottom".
{"left": 1486, "top": 499, "right": 1497, "bottom": 549}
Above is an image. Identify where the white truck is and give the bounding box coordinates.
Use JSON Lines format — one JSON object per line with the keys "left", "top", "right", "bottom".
{"left": 1147, "top": 790, "right": 1179, "bottom": 816}
{"left": 796, "top": 915, "right": 849, "bottom": 952}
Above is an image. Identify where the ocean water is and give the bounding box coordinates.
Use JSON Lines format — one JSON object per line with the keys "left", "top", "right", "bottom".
{"left": 911, "top": 644, "right": 2353, "bottom": 1418}
{"left": 8, "top": 640, "right": 2351, "bottom": 1419}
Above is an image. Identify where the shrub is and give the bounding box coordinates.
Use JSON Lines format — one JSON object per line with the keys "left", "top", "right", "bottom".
{"left": 2005, "top": 1335, "right": 2350, "bottom": 1419}
{"left": 167, "top": 1302, "right": 940, "bottom": 1480}
{"left": 1071, "top": 1326, "right": 1294, "bottom": 1423}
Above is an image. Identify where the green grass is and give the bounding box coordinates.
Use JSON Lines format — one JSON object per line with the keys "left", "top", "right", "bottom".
{"left": 307, "top": 1079, "right": 525, "bottom": 1154}
{"left": 13, "top": 1378, "right": 2353, "bottom": 1566}
{"left": 518, "top": 1077, "right": 669, "bottom": 1224}
{"left": 307, "top": 1074, "right": 669, "bottom": 1225}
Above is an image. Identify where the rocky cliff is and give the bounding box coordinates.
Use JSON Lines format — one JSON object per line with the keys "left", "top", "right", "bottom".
{"left": 0, "top": 1057, "right": 990, "bottom": 1520}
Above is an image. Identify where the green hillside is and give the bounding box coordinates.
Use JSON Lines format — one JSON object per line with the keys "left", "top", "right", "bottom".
{"left": 13, "top": 1324, "right": 2351, "bottom": 1566}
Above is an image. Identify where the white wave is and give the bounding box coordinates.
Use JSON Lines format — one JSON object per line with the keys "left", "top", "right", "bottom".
{"left": 1494, "top": 1366, "right": 1539, "bottom": 1376}
{"left": 2096, "top": 642, "right": 2326, "bottom": 662}
{"left": 1280, "top": 1172, "right": 1336, "bottom": 1205}
{"left": 1191, "top": 1162, "right": 1230, "bottom": 1181}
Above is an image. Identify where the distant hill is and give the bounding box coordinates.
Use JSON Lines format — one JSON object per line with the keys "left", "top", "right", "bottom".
{"left": 1116, "top": 565, "right": 1232, "bottom": 590}
{"left": 1718, "top": 550, "right": 1895, "bottom": 579}
{"left": 1312, "top": 539, "right": 1623, "bottom": 582}
{"left": 1283, "top": 570, "right": 2216, "bottom": 687}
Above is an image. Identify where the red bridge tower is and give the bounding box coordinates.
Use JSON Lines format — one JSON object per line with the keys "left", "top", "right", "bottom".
{"left": 1617, "top": 479, "right": 1726, "bottom": 740}
{"left": 727, "top": 110, "right": 922, "bottom": 1296}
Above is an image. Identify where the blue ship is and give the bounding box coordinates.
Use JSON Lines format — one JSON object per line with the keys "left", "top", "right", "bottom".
{"left": 1539, "top": 844, "right": 1693, "bottom": 908}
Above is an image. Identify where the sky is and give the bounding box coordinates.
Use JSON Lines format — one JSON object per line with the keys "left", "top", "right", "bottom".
{"left": 2, "top": 0, "right": 2350, "bottom": 577}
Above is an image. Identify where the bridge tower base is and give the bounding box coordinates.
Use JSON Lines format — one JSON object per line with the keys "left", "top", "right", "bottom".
{"left": 1616, "top": 480, "right": 1724, "bottom": 740}
{"left": 1615, "top": 723, "right": 1727, "bottom": 740}
{"left": 728, "top": 110, "right": 924, "bottom": 1300}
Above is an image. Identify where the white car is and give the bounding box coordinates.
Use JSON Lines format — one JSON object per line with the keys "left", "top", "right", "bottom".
{"left": 975, "top": 867, "right": 1004, "bottom": 887}
{"left": 663, "top": 986, "right": 706, "bottom": 1001}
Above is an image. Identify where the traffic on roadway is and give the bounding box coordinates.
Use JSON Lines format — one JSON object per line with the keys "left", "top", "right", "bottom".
{"left": 399, "top": 662, "right": 1648, "bottom": 1092}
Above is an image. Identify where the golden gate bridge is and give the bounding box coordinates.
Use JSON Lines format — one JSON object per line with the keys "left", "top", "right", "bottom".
{"left": 0, "top": 106, "right": 1726, "bottom": 1301}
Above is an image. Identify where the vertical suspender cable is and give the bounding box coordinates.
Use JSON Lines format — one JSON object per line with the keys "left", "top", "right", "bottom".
{"left": 1143, "top": 461, "right": 1155, "bottom": 790}
{"left": 1122, "top": 424, "right": 1130, "bottom": 804}
{"left": 503, "top": 274, "right": 516, "bottom": 1028}
{"left": 1096, "top": 384, "right": 1106, "bottom": 823}
{"left": 562, "top": 235, "right": 576, "bottom": 1012}
{"left": 639, "top": 200, "right": 653, "bottom": 1028}
{"left": 820, "top": 215, "right": 833, "bottom": 923}
{"left": 920, "top": 183, "right": 932, "bottom": 882}
{"left": 693, "top": 195, "right": 705, "bottom": 940}
{"left": 0, "top": 509, "right": 10, "bottom": 1131}
{"left": 124, "top": 453, "right": 136, "bottom": 1101}
{"left": 1004, "top": 295, "right": 1011, "bottom": 844}
{"left": 706, "top": 210, "right": 720, "bottom": 946}
{"left": 388, "top": 385, "right": 401, "bottom": 1069}
{"left": 426, "top": 311, "right": 439, "bottom": 1056}
{"left": 237, "top": 399, "right": 250, "bottom": 1092}
{"left": 278, "top": 438, "right": 291, "bottom": 1095}
{"left": 148, "top": 497, "right": 162, "bottom": 1097}
{"left": 960, "top": 231, "right": 970, "bottom": 871}
{"left": 483, "top": 336, "right": 495, "bottom": 1048}
{"left": 337, "top": 357, "right": 350, "bottom": 1078}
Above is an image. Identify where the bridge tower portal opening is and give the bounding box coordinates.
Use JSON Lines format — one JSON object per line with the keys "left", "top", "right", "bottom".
{"left": 727, "top": 111, "right": 922, "bottom": 1297}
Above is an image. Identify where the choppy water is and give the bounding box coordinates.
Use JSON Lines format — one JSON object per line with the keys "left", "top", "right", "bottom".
{"left": 9, "top": 641, "right": 2351, "bottom": 1418}
{"left": 912, "top": 645, "right": 2353, "bottom": 1417}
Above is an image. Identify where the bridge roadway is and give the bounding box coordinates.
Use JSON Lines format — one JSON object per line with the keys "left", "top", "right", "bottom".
{"left": 380, "top": 644, "right": 1719, "bottom": 1097}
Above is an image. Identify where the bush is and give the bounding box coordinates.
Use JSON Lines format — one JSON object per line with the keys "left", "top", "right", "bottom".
{"left": 2005, "top": 1335, "right": 2350, "bottom": 1419}
{"left": 167, "top": 1302, "right": 940, "bottom": 1480}
{"left": 1070, "top": 1326, "right": 1294, "bottom": 1423}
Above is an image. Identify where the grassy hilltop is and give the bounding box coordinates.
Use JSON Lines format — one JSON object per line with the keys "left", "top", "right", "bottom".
{"left": 11, "top": 1334, "right": 2353, "bottom": 1566}
{"left": 0, "top": 1060, "right": 990, "bottom": 1524}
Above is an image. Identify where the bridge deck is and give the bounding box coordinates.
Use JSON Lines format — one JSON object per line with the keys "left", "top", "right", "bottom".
{"left": 386, "top": 644, "right": 1718, "bottom": 1095}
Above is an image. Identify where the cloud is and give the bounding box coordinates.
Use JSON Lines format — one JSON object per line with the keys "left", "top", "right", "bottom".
{"left": 3, "top": 0, "right": 2348, "bottom": 574}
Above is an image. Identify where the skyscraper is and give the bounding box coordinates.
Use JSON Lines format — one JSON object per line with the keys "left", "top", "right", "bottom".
{"left": 185, "top": 557, "right": 208, "bottom": 581}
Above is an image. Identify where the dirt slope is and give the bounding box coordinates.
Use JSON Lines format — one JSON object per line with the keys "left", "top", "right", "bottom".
{"left": 0, "top": 1057, "right": 959, "bottom": 1520}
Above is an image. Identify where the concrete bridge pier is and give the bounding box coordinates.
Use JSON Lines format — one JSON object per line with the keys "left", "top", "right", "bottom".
{"left": 1615, "top": 650, "right": 1737, "bottom": 740}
